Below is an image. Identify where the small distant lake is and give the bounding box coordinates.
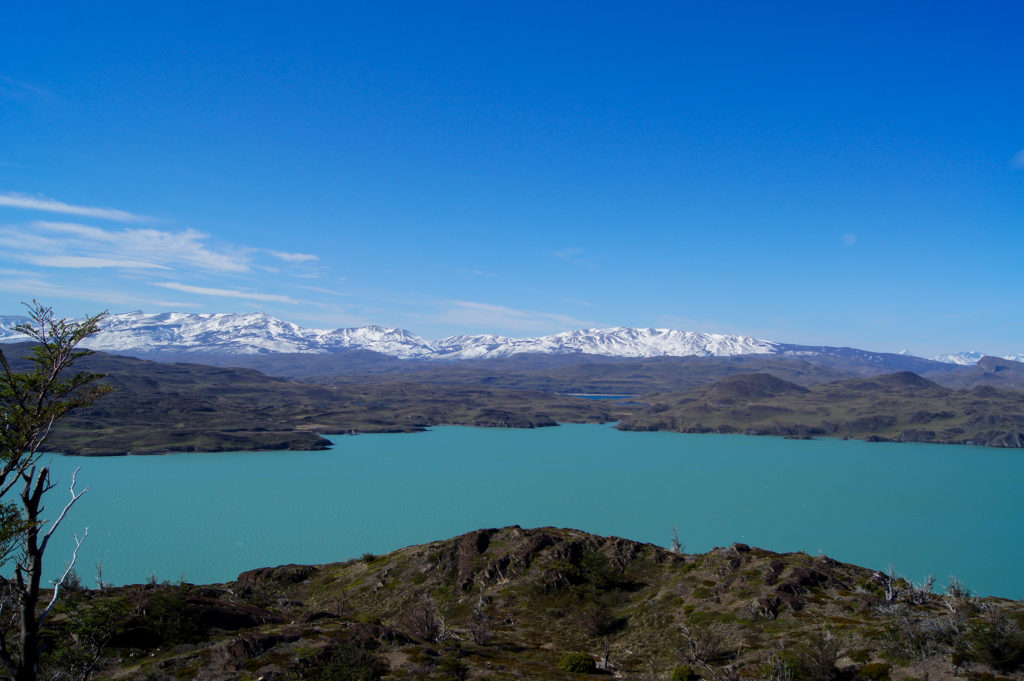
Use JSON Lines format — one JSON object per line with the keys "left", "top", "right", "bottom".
{"left": 560, "top": 393, "right": 637, "bottom": 399}
{"left": 38, "top": 424, "right": 1024, "bottom": 598}
{"left": 560, "top": 394, "right": 647, "bottom": 405}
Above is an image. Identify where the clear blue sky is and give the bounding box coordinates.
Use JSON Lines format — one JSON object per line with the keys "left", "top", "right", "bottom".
{"left": 1, "top": 2, "right": 1021, "bottom": 356}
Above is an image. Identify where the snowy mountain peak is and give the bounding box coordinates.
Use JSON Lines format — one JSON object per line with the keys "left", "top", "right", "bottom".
{"left": 0, "top": 311, "right": 783, "bottom": 361}
{"left": 2, "top": 311, "right": 1020, "bottom": 367}
{"left": 932, "top": 351, "right": 985, "bottom": 366}
{"left": 931, "top": 351, "right": 1024, "bottom": 366}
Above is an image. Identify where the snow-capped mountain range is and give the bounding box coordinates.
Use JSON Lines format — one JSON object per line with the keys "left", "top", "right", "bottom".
{"left": 931, "top": 351, "right": 1024, "bottom": 366}
{"left": 0, "top": 311, "right": 1018, "bottom": 364}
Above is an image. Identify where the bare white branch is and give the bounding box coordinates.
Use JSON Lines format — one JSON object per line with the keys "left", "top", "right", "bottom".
{"left": 39, "top": 467, "right": 89, "bottom": 555}
{"left": 39, "top": 528, "right": 87, "bottom": 628}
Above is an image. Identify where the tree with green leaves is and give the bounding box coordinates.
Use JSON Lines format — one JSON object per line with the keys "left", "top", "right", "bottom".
{"left": 0, "top": 302, "right": 112, "bottom": 681}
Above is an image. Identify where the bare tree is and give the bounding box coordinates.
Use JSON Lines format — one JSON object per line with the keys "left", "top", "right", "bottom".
{"left": 0, "top": 302, "right": 111, "bottom": 681}
{"left": 874, "top": 564, "right": 898, "bottom": 603}
{"left": 401, "top": 595, "right": 442, "bottom": 642}
{"left": 468, "top": 592, "right": 493, "bottom": 644}
{"left": 670, "top": 527, "right": 683, "bottom": 554}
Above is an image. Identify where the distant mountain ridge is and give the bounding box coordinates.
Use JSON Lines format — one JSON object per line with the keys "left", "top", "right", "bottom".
{"left": 0, "top": 311, "right": 778, "bottom": 360}
{"left": 932, "top": 350, "right": 1024, "bottom": 365}
{"left": 0, "top": 310, "right": 1019, "bottom": 365}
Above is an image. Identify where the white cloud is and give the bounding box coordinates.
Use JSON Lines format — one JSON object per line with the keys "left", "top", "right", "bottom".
{"left": 19, "top": 254, "right": 169, "bottom": 269}
{"left": 1013, "top": 149, "right": 1024, "bottom": 169}
{"left": 267, "top": 249, "right": 319, "bottom": 263}
{"left": 0, "top": 221, "right": 251, "bottom": 273}
{"left": 153, "top": 282, "right": 301, "bottom": 303}
{"left": 553, "top": 247, "right": 583, "bottom": 259}
{"left": 0, "top": 192, "right": 148, "bottom": 222}
{"left": 299, "top": 285, "right": 345, "bottom": 295}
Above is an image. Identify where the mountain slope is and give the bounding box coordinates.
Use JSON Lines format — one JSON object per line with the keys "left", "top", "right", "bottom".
{"left": 5, "top": 311, "right": 1024, "bottom": 392}
{"left": 0, "top": 343, "right": 615, "bottom": 455}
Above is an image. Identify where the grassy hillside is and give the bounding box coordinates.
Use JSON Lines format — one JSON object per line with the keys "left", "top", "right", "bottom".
{"left": 124, "top": 349, "right": 1024, "bottom": 392}
{"left": 617, "top": 372, "right": 1024, "bottom": 447}
{"left": 40, "top": 526, "right": 1024, "bottom": 680}
{"left": 6, "top": 342, "right": 1022, "bottom": 454}
{"left": 36, "top": 352, "right": 617, "bottom": 455}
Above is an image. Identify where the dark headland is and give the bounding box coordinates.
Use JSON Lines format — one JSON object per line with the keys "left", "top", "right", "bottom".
{"left": 18, "top": 342, "right": 1022, "bottom": 454}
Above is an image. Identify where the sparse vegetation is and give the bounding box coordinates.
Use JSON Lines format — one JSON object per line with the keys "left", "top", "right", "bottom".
{"left": 558, "top": 651, "right": 597, "bottom": 673}
{"left": 618, "top": 372, "right": 1024, "bottom": 447}
{"left": 301, "top": 642, "right": 386, "bottom": 681}
{"left": 0, "top": 521, "right": 1019, "bottom": 680}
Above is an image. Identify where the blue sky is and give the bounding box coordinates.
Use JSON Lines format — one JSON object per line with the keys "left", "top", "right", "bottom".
{"left": 0, "top": 2, "right": 1021, "bottom": 356}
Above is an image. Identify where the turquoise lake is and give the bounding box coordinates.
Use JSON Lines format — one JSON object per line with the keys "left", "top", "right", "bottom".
{"left": 38, "top": 424, "right": 1024, "bottom": 598}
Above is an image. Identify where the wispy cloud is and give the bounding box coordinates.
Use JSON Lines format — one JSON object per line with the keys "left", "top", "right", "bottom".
{"left": 0, "top": 273, "right": 195, "bottom": 309}
{"left": 267, "top": 249, "right": 319, "bottom": 263}
{"left": 0, "top": 75, "right": 56, "bottom": 103}
{"left": 18, "top": 254, "right": 170, "bottom": 269}
{"left": 154, "top": 282, "right": 301, "bottom": 303}
{"left": 552, "top": 247, "right": 595, "bottom": 266}
{"left": 465, "top": 269, "right": 497, "bottom": 278}
{"left": 1013, "top": 149, "right": 1024, "bottom": 169}
{"left": 299, "top": 285, "right": 345, "bottom": 295}
{"left": 0, "top": 221, "right": 250, "bottom": 273}
{"left": 0, "top": 192, "right": 148, "bottom": 222}
{"left": 423, "top": 300, "right": 592, "bottom": 333}
{"left": 654, "top": 314, "right": 738, "bottom": 335}
{"left": 841, "top": 233, "right": 857, "bottom": 246}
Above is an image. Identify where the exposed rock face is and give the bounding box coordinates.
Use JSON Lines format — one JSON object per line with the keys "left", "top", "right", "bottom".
{"left": 224, "top": 630, "right": 302, "bottom": 671}
{"left": 971, "top": 430, "right": 1024, "bottom": 447}
{"left": 237, "top": 564, "right": 319, "bottom": 593}
{"left": 471, "top": 409, "right": 557, "bottom": 428}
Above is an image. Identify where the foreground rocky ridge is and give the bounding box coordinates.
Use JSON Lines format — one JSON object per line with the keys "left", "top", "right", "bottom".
{"left": 40, "top": 527, "right": 1024, "bottom": 680}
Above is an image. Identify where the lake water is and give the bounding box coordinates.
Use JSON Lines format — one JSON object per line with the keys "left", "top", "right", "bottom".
{"left": 36, "top": 424, "right": 1024, "bottom": 598}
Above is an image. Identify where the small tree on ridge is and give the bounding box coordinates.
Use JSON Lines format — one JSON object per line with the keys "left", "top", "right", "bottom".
{"left": 0, "top": 301, "right": 111, "bottom": 681}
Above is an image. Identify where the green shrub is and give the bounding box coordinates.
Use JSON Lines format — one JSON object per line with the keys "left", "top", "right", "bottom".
{"left": 858, "top": 662, "right": 892, "bottom": 681}
{"left": 144, "top": 589, "right": 206, "bottom": 645}
{"left": 43, "top": 595, "right": 131, "bottom": 676}
{"left": 791, "top": 628, "right": 839, "bottom": 681}
{"left": 302, "top": 642, "right": 386, "bottom": 681}
{"left": 962, "top": 613, "right": 1024, "bottom": 673}
{"left": 693, "top": 587, "right": 712, "bottom": 599}
{"left": 671, "top": 664, "right": 700, "bottom": 681}
{"left": 558, "top": 651, "right": 597, "bottom": 674}
{"left": 437, "top": 653, "right": 469, "bottom": 681}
